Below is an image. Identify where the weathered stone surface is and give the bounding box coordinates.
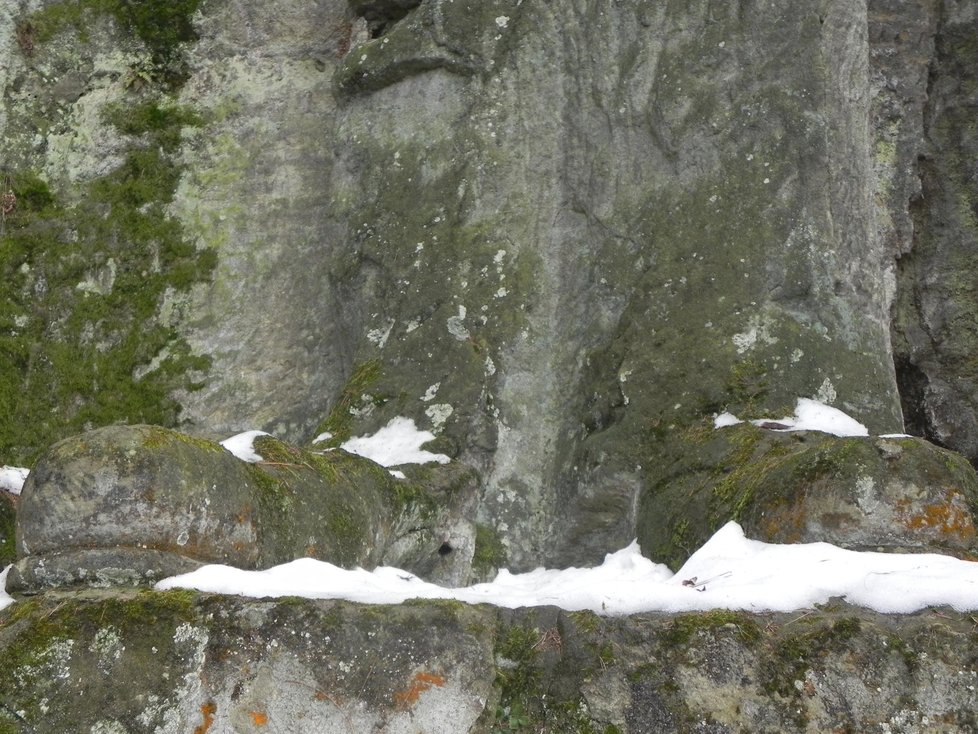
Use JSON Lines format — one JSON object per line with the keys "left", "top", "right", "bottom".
{"left": 14, "top": 425, "right": 260, "bottom": 572}
{"left": 9, "top": 425, "right": 479, "bottom": 591}
{"left": 890, "top": 0, "right": 978, "bottom": 464}
{"left": 2, "top": 0, "right": 977, "bottom": 574}
{"left": 4, "top": 591, "right": 978, "bottom": 733}
{"left": 640, "top": 422, "right": 978, "bottom": 568}
{"left": 170, "top": 0, "right": 359, "bottom": 441}
{"left": 321, "top": 0, "right": 909, "bottom": 572}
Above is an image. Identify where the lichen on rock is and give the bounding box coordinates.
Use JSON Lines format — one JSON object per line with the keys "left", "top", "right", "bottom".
{"left": 8, "top": 423, "right": 480, "bottom": 592}
{"left": 640, "top": 421, "right": 978, "bottom": 569}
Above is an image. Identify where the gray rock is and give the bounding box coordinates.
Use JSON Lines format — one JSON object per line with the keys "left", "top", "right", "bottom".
{"left": 9, "top": 425, "right": 478, "bottom": 592}
{"left": 640, "top": 422, "right": 978, "bottom": 568}
{"left": 3, "top": 592, "right": 978, "bottom": 733}
{"left": 890, "top": 0, "right": 978, "bottom": 464}
{"left": 0, "top": 491, "right": 15, "bottom": 566}
{"left": 15, "top": 425, "right": 261, "bottom": 567}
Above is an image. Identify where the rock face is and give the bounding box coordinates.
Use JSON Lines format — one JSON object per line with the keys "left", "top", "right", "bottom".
{"left": 0, "top": 0, "right": 977, "bottom": 730}
{"left": 323, "top": 0, "right": 911, "bottom": 570}
{"left": 4, "top": 591, "right": 978, "bottom": 733}
{"left": 888, "top": 1, "right": 978, "bottom": 465}
{"left": 4, "top": 0, "right": 976, "bottom": 572}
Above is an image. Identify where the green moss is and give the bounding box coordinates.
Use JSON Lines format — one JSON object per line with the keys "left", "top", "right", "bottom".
{"left": 29, "top": 0, "right": 201, "bottom": 87}
{"left": 567, "top": 609, "right": 601, "bottom": 635}
{"left": 472, "top": 523, "right": 508, "bottom": 579}
{"left": 244, "top": 436, "right": 401, "bottom": 567}
{"left": 709, "top": 426, "right": 796, "bottom": 526}
{"left": 0, "top": 99, "right": 212, "bottom": 465}
{"left": 489, "top": 625, "right": 544, "bottom": 732}
{"left": 727, "top": 358, "right": 770, "bottom": 417}
{"left": 664, "top": 610, "right": 762, "bottom": 649}
{"left": 0, "top": 589, "right": 197, "bottom": 726}
{"left": 761, "top": 617, "right": 862, "bottom": 699}
{"left": 103, "top": 100, "right": 203, "bottom": 148}
{"left": 315, "top": 359, "right": 385, "bottom": 443}
{"left": 483, "top": 622, "right": 604, "bottom": 734}
{"left": 383, "top": 479, "right": 440, "bottom": 524}
{"left": 138, "top": 425, "right": 223, "bottom": 454}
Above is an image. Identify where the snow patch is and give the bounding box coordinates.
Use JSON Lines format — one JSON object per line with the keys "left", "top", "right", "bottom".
{"left": 0, "top": 465, "right": 29, "bottom": 495}
{"left": 0, "top": 566, "right": 13, "bottom": 611}
{"left": 715, "top": 398, "right": 868, "bottom": 437}
{"left": 220, "top": 430, "right": 270, "bottom": 463}
{"left": 340, "top": 417, "right": 450, "bottom": 467}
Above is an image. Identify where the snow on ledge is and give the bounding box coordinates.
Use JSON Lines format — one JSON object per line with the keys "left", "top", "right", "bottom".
{"left": 0, "top": 566, "right": 12, "bottom": 611}
{"left": 0, "top": 465, "right": 29, "bottom": 495}
{"left": 714, "top": 397, "right": 870, "bottom": 437}
{"left": 155, "top": 521, "right": 978, "bottom": 616}
{"left": 222, "top": 418, "right": 449, "bottom": 470}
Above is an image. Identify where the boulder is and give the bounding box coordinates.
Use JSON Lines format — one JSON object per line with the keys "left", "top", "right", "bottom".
{"left": 8, "top": 425, "right": 478, "bottom": 592}
{"left": 11, "top": 425, "right": 261, "bottom": 590}
{"left": 640, "top": 423, "right": 978, "bottom": 568}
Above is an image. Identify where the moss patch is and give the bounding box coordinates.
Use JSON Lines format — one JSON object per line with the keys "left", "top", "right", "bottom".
{"left": 28, "top": 0, "right": 201, "bottom": 87}
{"left": 472, "top": 523, "right": 508, "bottom": 579}
{"left": 664, "top": 610, "right": 763, "bottom": 650}
{"left": 0, "top": 98, "right": 213, "bottom": 465}
{"left": 247, "top": 435, "right": 398, "bottom": 567}
{"left": 314, "top": 359, "right": 386, "bottom": 443}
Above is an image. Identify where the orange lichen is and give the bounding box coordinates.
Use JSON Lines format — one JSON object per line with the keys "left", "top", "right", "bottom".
{"left": 393, "top": 671, "right": 447, "bottom": 708}
{"left": 899, "top": 492, "right": 976, "bottom": 540}
{"left": 193, "top": 702, "right": 217, "bottom": 734}
{"left": 249, "top": 711, "right": 268, "bottom": 726}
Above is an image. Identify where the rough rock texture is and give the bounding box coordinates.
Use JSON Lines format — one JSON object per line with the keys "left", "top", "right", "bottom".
{"left": 170, "top": 0, "right": 359, "bottom": 440}
{"left": 8, "top": 425, "right": 478, "bottom": 591}
{"left": 5, "top": 591, "right": 978, "bottom": 733}
{"left": 888, "top": 0, "right": 978, "bottom": 465}
{"left": 1, "top": 1, "right": 978, "bottom": 730}
{"left": 320, "top": 0, "right": 914, "bottom": 571}
{"left": 6, "top": 0, "right": 971, "bottom": 570}
{"left": 641, "top": 423, "right": 978, "bottom": 568}
{"left": 0, "top": 491, "right": 15, "bottom": 565}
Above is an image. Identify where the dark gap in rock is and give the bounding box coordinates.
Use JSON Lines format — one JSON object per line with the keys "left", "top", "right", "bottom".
{"left": 437, "top": 542, "right": 453, "bottom": 556}
{"left": 893, "top": 354, "right": 940, "bottom": 446}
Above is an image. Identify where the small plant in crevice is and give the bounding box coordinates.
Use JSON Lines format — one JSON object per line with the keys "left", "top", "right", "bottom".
{"left": 491, "top": 700, "right": 531, "bottom": 733}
